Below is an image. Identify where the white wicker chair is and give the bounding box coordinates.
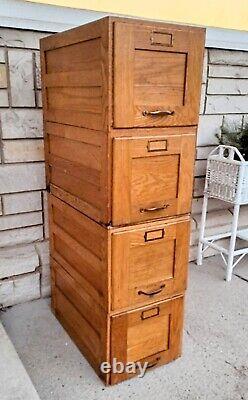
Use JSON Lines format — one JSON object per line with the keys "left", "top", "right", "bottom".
{"left": 197, "top": 145, "right": 248, "bottom": 281}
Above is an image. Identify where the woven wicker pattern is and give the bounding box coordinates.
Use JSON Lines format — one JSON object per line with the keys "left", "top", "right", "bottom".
{"left": 205, "top": 146, "right": 248, "bottom": 204}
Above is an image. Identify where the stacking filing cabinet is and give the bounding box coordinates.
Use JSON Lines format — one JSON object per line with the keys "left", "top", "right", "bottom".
{"left": 40, "top": 17, "right": 205, "bottom": 385}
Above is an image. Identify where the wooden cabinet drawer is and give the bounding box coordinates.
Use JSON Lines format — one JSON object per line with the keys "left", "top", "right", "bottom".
{"left": 114, "top": 22, "right": 205, "bottom": 128}
{"left": 112, "top": 219, "right": 189, "bottom": 311}
{"left": 110, "top": 296, "right": 184, "bottom": 384}
{"left": 113, "top": 134, "right": 195, "bottom": 225}
{"left": 50, "top": 195, "right": 189, "bottom": 313}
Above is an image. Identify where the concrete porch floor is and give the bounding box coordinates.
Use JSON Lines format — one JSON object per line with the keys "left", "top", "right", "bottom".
{"left": 1, "top": 256, "right": 248, "bottom": 400}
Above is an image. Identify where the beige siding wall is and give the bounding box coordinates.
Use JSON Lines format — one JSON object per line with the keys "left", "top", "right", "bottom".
{"left": 0, "top": 28, "right": 50, "bottom": 307}
{"left": 191, "top": 48, "right": 248, "bottom": 261}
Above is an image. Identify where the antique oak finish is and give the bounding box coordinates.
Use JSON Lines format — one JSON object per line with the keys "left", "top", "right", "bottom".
{"left": 114, "top": 22, "right": 203, "bottom": 128}
{"left": 41, "top": 16, "right": 205, "bottom": 385}
{"left": 112, "top": 133, "right": 196, "bottom": 225}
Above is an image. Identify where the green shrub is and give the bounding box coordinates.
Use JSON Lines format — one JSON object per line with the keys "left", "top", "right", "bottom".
{"left": 216, "top": 123, "right": 248, "bottom": 160}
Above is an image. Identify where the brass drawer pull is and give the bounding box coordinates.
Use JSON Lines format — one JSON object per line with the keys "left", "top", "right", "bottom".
{"left": 138, "top": 284, "right": 165, "bottom": 297}
{"left": 150, "top": 31, "right": 173, "bottom": 47}
{"left": 142, "top": 110, "right": 175, "bottom": 117}
{"left": 140, "top": 204, "right": 169, "bottom": 213}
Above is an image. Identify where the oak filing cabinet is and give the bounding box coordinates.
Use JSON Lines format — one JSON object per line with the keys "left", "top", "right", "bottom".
{"left": 40, "top": 17, "right": 205, "bottom": 385}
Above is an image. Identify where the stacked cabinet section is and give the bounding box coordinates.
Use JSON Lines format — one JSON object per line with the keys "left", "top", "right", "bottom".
{"left": 40, "top": 16, "right": 205, "bottom": 385}
{"left": 114, "top": 22, "right": 203, "bottom": 128}
{"left": 50, "top": 195, "right": 187, "bottom": 384}
{"left": 112, "top": 132, "right": 196, "bottom": 225}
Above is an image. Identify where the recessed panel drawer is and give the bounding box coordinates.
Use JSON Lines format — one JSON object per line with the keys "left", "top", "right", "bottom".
{"left": 112, "top": 133, "right": 196, "bottom": 225}
{"left": 111, "top": 218, "right": 189, "bottom": 310}
{"left": 114, "top": 22, "right": 205, "bottom": 128}
{"left": 110, "top": 296, "right": 184, "bottom": 384}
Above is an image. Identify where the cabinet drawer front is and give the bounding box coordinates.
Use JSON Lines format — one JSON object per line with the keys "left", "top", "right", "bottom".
{"left": 111, "top": 219, "right": 189, "bottom": 310}
{"left": 114, "top": 22, "right": 205, "bottom": 128}
{"left": 112, "top": 134, "right": 195, "bottom": 225}
{"left": 110, "top": 296, "right": 184, "bottom": 384}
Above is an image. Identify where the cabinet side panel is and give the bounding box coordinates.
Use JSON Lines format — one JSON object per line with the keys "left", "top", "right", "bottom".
{"left": 40, "top": 18, "right": 110, "bottom": 132}
{"left": 46, "top": 121, "right": 109, "bottom": 224}
{"left": 49, "top": 195, "right": 109, "bottom": 310}
{"left": 52, "top": 259, "right": 108, "bottom": 382}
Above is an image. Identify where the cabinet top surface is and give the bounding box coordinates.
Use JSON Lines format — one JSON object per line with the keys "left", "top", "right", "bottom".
{"left": 40, "top": 15, "right": 205, "bottom": 48}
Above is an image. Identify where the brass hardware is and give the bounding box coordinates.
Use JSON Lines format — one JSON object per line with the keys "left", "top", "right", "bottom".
{"left": 150, "top": 31, "right": 173, "bottom": 47}
{"left": 142, "top": 110, "right": 174, "bottom": 117}
{"left": 144, "top": 228, "right": 165, "bottom": 242}
{"left": 141, "top": 307, "right": 160, "bottom": 320}
{"left": 140, "top": 204, "right": 170, "bottom": 213}
{"left": 147, "top": 139, "right": 167, "bottom": 152}
{"left": 138, "top": 284, "right": 165, "bottom": 297}
{"left": 146, "top": 357, "right": 161, "bottom": 369}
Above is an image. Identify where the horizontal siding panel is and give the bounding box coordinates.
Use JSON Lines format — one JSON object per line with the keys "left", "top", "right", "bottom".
{"left": 207, "top": 78, "right": 248, "bottom": 95}
{"left": 206, "top": 95, "right": 248, "bottom": 114}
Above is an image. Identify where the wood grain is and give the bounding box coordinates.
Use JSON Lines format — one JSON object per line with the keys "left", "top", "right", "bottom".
{"left": 111, "top": 219, "right": 189, "bottom": 310}
{"left": 112, "top": 133, "right": 196, "bottom": 225}
{"left": 114, "top": 21, "right": 205, "bottom": 128}
{"left": 41, "top": 18, "right": 110, "bottom": 131}
{"left": 110, "top": 296, "right": 184, "bottom": 384}
{"left": 49, "top": 196, "right": 188, "bottom": 384}
{"left": 41, "top": 16, "right": 205, "bottom": 385}
{"left": 50, "top": 195, "right": 109, "bottom": 309}
{"left": 41, "top": 17, "right": 205, "bottom": 132}
{"left": 46, "top": 122, "right": 109, "bottom": 224}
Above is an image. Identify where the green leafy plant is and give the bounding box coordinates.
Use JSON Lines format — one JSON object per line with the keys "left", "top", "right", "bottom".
{"left": 216, "top": 123, "right": 248, "bottom": 160}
